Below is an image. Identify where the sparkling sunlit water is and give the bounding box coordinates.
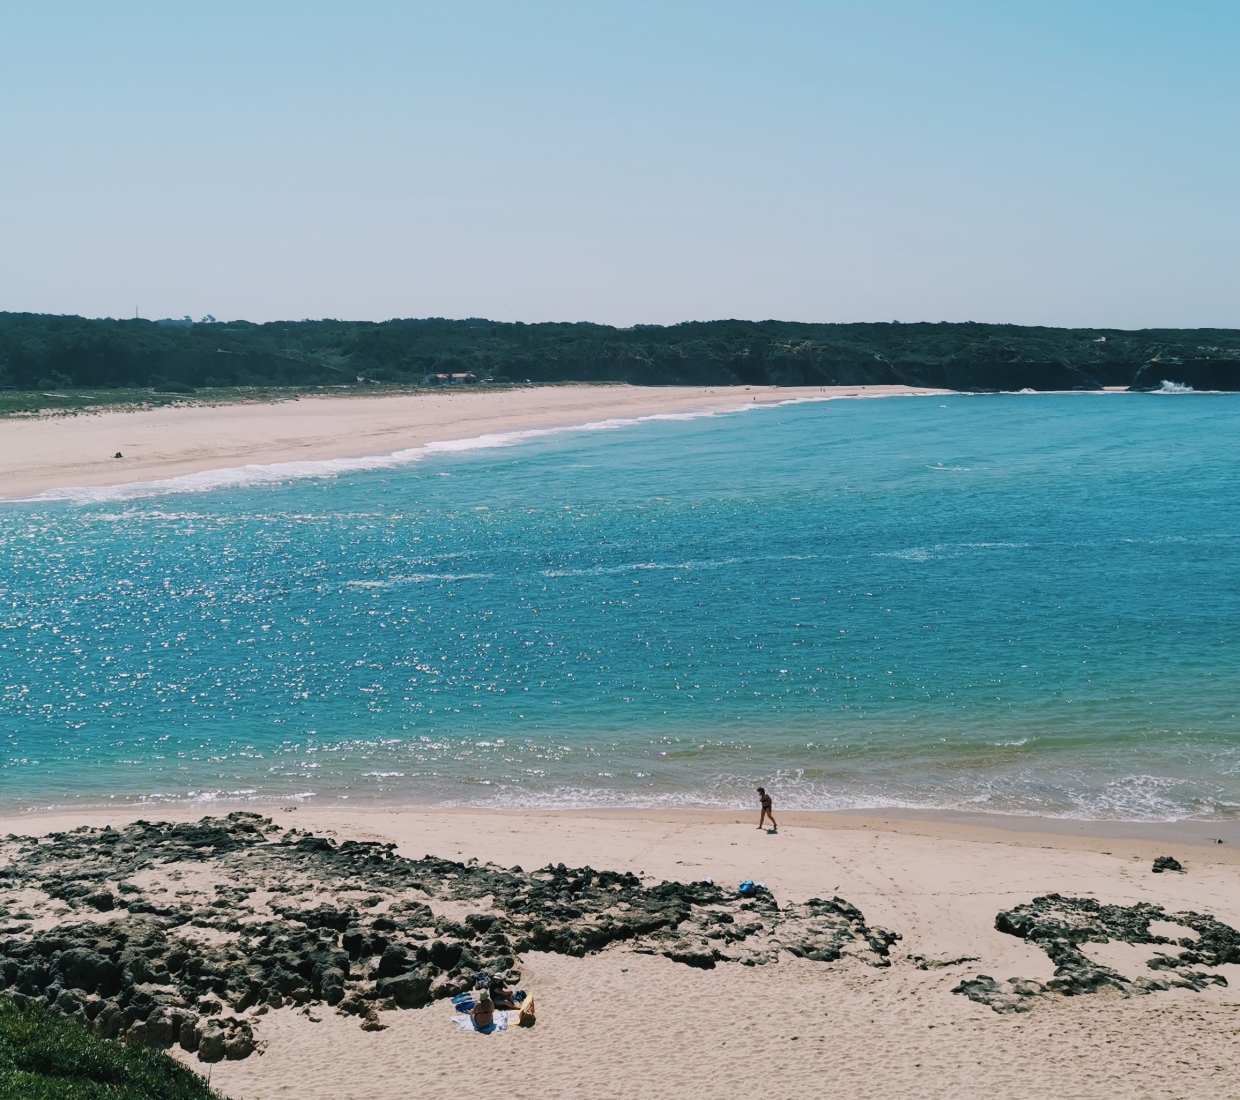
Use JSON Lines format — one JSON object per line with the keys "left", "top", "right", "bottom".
{"left": 4, "top": 393, "right": 1239, "bottom": 819}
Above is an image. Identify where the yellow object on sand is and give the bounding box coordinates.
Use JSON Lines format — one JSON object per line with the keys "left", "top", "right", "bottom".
{"left": 518, "top": 996, "right": 536, "bottom": 1027}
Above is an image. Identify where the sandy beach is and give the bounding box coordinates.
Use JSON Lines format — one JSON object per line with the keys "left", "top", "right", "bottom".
{"left": 3, "top": 805, "right": 1239, "bottom": 1100}
{"left": 0, "top": 383, "right": 945, "bottom": 499}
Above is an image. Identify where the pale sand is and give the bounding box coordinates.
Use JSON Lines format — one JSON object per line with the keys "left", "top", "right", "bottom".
{"left": 0, "top": 383, "right": 946, "bottom": 499}
{"left": 5, "top": 805, "right": 1239, "bottom": 1099}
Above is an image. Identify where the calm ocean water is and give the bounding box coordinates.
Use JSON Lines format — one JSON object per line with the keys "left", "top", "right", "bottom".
{"left": 4, "top": 393, "right": 1239, "bottom": 819}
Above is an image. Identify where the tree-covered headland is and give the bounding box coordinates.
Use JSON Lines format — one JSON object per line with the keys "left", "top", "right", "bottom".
{"left": 2, "top": 313, "right": 1238, "bottom": 406}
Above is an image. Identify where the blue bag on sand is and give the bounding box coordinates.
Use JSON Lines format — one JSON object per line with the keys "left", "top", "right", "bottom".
{"left": 738, "top": 880, "right": 756, "bottom": 896}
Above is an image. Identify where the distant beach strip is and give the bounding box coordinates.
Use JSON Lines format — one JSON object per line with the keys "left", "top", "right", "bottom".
{"left": 0, "top": 383, "right": 951, "bottom": 501}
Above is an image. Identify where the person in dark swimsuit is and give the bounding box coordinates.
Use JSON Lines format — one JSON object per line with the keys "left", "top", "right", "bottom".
{"left": 757, "top": 787, "right": 777, "bottom": 832}
{"left": 469, "top": 994, "right": 496, "bottom": 1030}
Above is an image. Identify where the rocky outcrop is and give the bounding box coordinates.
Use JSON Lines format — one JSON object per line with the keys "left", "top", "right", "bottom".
{"left": 1152, "top": 856, "right": 1183, "bottom": 874}
{"left": 0, "top": 814, "right": 895, "bottom": 1054}
{"left": 954, "top": 893, "right": 1239, "bottom": 1012}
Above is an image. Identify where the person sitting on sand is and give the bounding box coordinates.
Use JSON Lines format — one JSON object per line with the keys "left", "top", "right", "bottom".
{"left": 757, "top": 787, "right": 777, "bottom": 832}
{"left": 488, "top": 974, "right": 520, "bottom": 1010}
{"left": 469, "top": 994, "right": 496, "bottom": 1030}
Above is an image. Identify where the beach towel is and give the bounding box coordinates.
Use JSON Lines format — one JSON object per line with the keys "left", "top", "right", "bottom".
{"left": 452, "top": 1011, "right": 511, "bottom": 1034}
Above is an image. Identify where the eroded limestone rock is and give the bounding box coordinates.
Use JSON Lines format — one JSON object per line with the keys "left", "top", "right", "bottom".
{"left": 0, "top": 813, "right": 896, "bottom": 1054}
{"left": 954, "top": 893, "right": 1239, "bottom": 1012}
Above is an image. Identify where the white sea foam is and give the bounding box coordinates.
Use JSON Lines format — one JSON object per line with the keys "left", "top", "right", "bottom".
{"left": 540, "top": 551, "right": 820, "bottom": 578}
{"left": 875, "top": 541, "right": 1026, "bottom": 562}
{"left": 342, "top": 572, "right": 495, "bottom": 587}
{"left": 1155, "top": 380, "right": 1195, "bottom": 394}
{"left": 878, "top": 547, "right": 938, "bottom": 561}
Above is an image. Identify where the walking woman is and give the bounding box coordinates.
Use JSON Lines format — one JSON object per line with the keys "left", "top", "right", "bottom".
{"left": 756, "top": 787, "right": 777, "bottom": 832}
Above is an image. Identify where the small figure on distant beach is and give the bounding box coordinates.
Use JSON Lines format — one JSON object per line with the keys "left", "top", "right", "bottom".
{"left": 757, "top": 787, "right": 777, "bottom": 832}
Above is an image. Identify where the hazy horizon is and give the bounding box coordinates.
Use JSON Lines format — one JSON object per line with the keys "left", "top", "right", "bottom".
{"left": 17, "top": 312, "right": 1240, "bottom": 335}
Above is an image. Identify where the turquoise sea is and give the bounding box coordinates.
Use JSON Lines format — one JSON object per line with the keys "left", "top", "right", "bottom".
{"left": 3, "top": 393, "right": 1239, "bottom": 819}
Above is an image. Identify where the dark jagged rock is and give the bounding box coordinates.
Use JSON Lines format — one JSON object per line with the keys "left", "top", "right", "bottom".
{"left": 779, "top": 897, "right": 902, "bottom": 966}
{"left": 955, "top": 893, "right": 1240, "bottom": 1012}
{"left": 908, "top": 954, "right": 979, "bottom": 970}
{"left": 952, "top": 975, "right": 1047, "bottom": 1013}
{"left": 318, "top": 966, "right": 347, "bottom": 1006}
{"left": 662, "top": 947, "right": 718, "bottom": 969}
{"left": 51, "top": 948, "right": 122, "bottom": 997}
{"left": 0, "top": 813, "right": 896, "bottom": 1049}
{"left": 1152, "top": 856, "right": 1184, "bottom": 874}
{"left": 196, "top": 1027, "right": 226, "bottom": 1063}
{"left": 373, "top": 970, "right": 433, "bottom": 1006}
{"left": 273, "top": 903, "right": 357, "bottom": 931}
{"left": 375, "top": 944, "right": 410, "bottom": 978}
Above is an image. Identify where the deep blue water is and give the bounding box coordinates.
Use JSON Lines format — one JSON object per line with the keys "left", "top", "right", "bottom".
{"left": 4, "top": 393, "right": 1240, "bottom": 818}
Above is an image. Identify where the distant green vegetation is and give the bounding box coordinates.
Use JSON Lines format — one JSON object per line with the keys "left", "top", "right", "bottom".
{"left": 0, "top": 999, "right": 222, "bottom": 1100}
{"left": 2, "top": 312, "right": 1238, "bottom": 414}
{"left": 0, "top": 383, "right": 407, "bottom": 418}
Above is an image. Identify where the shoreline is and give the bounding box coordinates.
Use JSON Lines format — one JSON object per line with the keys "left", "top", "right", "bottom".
{"left": 0, "top": 382, "right": 948, "bottom": 500}
{"left": 6, "top": 802, "right": 1239, "bottom": 858}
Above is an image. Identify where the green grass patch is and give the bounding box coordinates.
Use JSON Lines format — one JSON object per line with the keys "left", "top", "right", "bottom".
{"left": 0, "top": 999, "right": 224, "bottom": 1100}
{"left": 0, "top": 386, "right": 308, "bottom": 417}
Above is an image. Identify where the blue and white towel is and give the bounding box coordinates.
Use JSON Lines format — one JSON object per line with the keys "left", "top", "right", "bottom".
{"left": 452, "top": 1010, "right": 511, "bottom": 1034}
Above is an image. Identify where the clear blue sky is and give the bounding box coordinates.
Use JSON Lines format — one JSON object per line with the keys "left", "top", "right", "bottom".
{"left": 1, "top": 1, "right": 1236, "bottom": 327}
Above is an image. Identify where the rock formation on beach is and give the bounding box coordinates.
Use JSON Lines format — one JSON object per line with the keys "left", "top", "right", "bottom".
{"left": 0, "top": 813, "right": 900, "bottom": 1059}
{"left": 954, "top": 893, "right": 1240, "bottom": 1012}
